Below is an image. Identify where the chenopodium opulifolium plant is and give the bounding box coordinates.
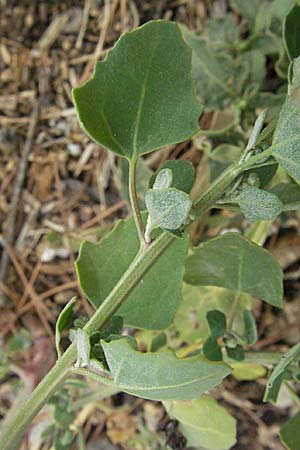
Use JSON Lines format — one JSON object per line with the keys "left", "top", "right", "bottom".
{"left": 2, "top": 11, "right": 300, "bottom": 450}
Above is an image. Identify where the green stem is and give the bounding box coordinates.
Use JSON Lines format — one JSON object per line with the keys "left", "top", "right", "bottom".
{"left": 0, "top": 146, "right": 275, "bottom": 449}
{"left": 129, "top": 157, "right": 145, "bottom": 244}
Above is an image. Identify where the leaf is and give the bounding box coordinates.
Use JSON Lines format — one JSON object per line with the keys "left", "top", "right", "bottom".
{"left": 226, "top": 345, "right": 245, "bottom": 361}
{"left": 74, "top": 329, "right": 90, "bottom": 368}
{"left": 164, "top": 396, "right": 236, "bottom": 450}
{"left": 149, "top": 160, "right": 195, "bottom": 194}
{"left": 172, "top": 285, "right": 252, "bottom": 345}
{"left": 102, "top": 338, "right": 230, "bottom": 401}
{"left": 264, "top": 343, "right": 300, "bottom": 403}
{"left": 153, "top": 169, "right": 172, "bottom": 190}
{"left": 145, "top": 188, "right": 192, "bottom": 232}
{"left": 203, "top": 336, "right": 223, "bottom": 362}
{"left": 55, "top": 297, "right": 76, "bottom": 358}
{"left": 229, "top": 0, "right": 261, "bottom": 27}
{"left": 203, "top": 15, "right": 240, "bottom": 50}
{"left": 150, "top": 332, "right": 167, "bottom": 352}
{"left": 272, "top": 56, "right": 300, "bottom": 184}
{"left": 76, "top": 215, "right": 188, "bottom": 330}
{"left": 243, "top": 310, "right": 258, "bottom": 345}
{"left": 245, "top": 109, "right": 267, "bottom": 151}
{"left": 280, "top": 412, "right": 300, "bottom": 450}
{"left": 284, "top": 3, "right": 300, "bottom": 60}
{"left": 180, "top": 26, "right": 236, "bottom": 110}
{"left": 235, "top": 186, "right": 283, "bottom": 221}
{"left": 206, "top": 310, "right": 227, "bottom": 338}
{"left": 232, "top": 362, "right": 266, "bottom": 381}
{"left": 271, "top": 182, "right": 300, "bottom": 208}
{"left": 184, "top": 232, "right": 283, "bottom": 307}
{"left": 73, "top": 21, "right": 202, "bottom": 160}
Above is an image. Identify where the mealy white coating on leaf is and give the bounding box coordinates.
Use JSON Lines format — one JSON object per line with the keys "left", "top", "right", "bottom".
{"left": 145, "top": 188, "right": 192, "bottom": 230}
{"left": 236, "top": 186, "right": 283, "bottom": 221}
{"left": 74, "top": 328, "right": 91, "bottom": 368}
{"left": 153, "top": 168, "right": 173, "bottom": 189}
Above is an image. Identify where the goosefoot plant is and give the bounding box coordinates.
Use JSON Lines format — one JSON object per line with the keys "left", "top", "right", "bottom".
{"left": 2, "top": 12, "right": 300, "bottom": 450}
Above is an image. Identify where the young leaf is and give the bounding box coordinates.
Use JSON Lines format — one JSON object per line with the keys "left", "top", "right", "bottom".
{"left": 73, "top": 21, "right": 202, "bottom": 160}
{"left": 149, "top": 160, "right": 195, "bottom": 194}
{"left": 184, "top": 232, "right": 283, "bottom": 307}
{"left": 272, "top": 56, "right": 300, "bottom": 184}
{"left": 164, "top": 396, "right": 237, "bottom": 450}
{"left": 203, "top": 336, "right": 223, "bottom": 362}
{"left": 101, "top": 338, "right": 230, "bottom": 401}
{"left": 235, "top": 186, "right": 283, "bottom": 221}
{"left": 226, "top": 345, "right": 245, "bottom": 362}
{"left": 55, "top": 297, "right": 76, "bottom": 358}
{"left": 150, "top": 332, "right": 167, "bottom": 352}
{"left": 145, "top": 188, "right": 192, "bottom": 232}
{"left": 243, "top": 310, "right": 258, "bottom": 345}
{"left": 245, "top": 109, "right": 267, "bottom": 152}
{"left": 74, "top": 329, "right": 91, "bottom": 368}
{"left": 280, "top": 412, "right": 300, "bottom": 450}
{"left": 152, "top": 168, "right": 173, "bottom": 190}
{"left": 76, "top": 215, "right": 188, "bottom": 330}
{"left": 264, "top": 343, "right": 300, "bottom": 403}
{"left": 206, "top": 310, "right": 227, "bottom": 338}
{"left": 284, "top": 3, "right": 300, "bottom": 60}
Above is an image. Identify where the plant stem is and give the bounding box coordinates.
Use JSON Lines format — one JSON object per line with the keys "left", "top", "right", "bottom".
{"left": 0, "top": 147, "right": 275, "bottom": 449}
{"left": 129, "top": 157, "right": 145, "bottom": 244}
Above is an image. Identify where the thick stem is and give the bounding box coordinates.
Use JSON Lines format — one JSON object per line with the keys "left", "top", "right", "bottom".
{"left": 129, "top": 157, "right": 145, "bottom": 244}
{"left": 0, "top": 148, "right": 274, "bottom": 449}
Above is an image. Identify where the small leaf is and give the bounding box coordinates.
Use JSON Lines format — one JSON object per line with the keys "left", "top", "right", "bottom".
{"left": 76, "top": 214, "right": 188, "bottom": 330}
{"left": 232, "top": 363, "right": 266, "bottom": 381}
{"left": 150, "top": 332, "right": 167, "bottom": 352}
{"left": 55, "top": 297, "right": 76, "bottom": 358}
{"left": 264, "top": 343, "right": 300, "bottom": 403}
{"left": 235, "top": 186, "right": 283, "bottom": 221}
{"left": 284, "top": 3, "right": 300, "bottom": 60}
{"left": 149, "top": 160, "right": 195, "bottom": 193}
{"left": 73, "top": 21, "right": 202, "bottom": 160}
{"left": 226, "top": 345, "right": 245, "bottom": 361}
{"left": 245, "top": 109, "right": 267, "bottom": 151}
{"left": 243, "top": 310, "right": 258, "bottom": 345}
{"left": 280, "top": 412, "right": 300, "bottom": 450}
{"left": 164, "top": 396, "right": 237, "bottom": 450}
{"left": 272, "top": 56, "right": 300, "bottom": 185}
{"left": 145, "top": 188, "right": 192, "bottom": 232}
{"left": 184, "top": 232, "right": 283, "bottom": 307}
{"left": 206, "top": 310, "right": 227, "bottom": 338}
{"left": 203, "top": 336, "right": 223, "bottom": 362}
{"left": 74, "top": 329, "right": 90, "bottom": 368}
{"left": 102, "top": 338, "right": 230, "bottom": 401}
{"left": 153, "top": 168, "right": 173, "bottom": 189}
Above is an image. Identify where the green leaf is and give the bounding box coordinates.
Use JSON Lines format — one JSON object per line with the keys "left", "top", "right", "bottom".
{"left": 164, "top": 396, "right": 236, "bottom": 450}
{"left": 284, "top": 3, "right": 300, "bottom": 60}
{"left": 145, "top": 188, "right": 192, "bottom": 233}
{"left": 245, "top": 109, "right": 267, "bottom": 151}
{"left": 272, "top": 56, "right": 300, "bottom": 184}
{"left": 206, "top": 310, "right": 227, "bottom": 338}
{"left": 235, "top": 186, "right": 283, "bottom": 221}
{"left": 184, "top": 232, "right": 283, "bottom": 307}
{"left": 55, "top": 297, "right": 76, "bottom": 358}
{"left": 280, "top": 412, "right": 300, "bottom": 450}
{"left": 73, "top": 21, "right": 202, "bottom": 160}
{"left": 229, "top": 0, "right": 261, "bottom": 27}
{"left": 74, "top": 329, "right": 91, "bottom": 368}
{"left": 76, "top": 215, "right": 188, "bottom": 330}
{"left": 203, "top": 336, "right": 223, "bottom": 362}
{"left": 101, "top": 338, "right": 230, "bottom": 401}
{"left": 150, "top": 332, "right": 167, "bottom": 352}
{"left": 7, "top": 328, "right": 33, "bottom": 353}
{"left": 243, "top": 310, "right": 258, "bottom": 345}
{"left": 180, "top": 26, "right": 236, "bottom": 110}
{"left": 226, "top": 345, "right": 245, "bottom": 361}
{"left": 149, "top": 160, "right": 195, "bottom": 194}
{"left": 264, "top": 343, "right": 300, "bottom": 403}
{"left": 271, "top": 182, "right": 300, "bottom": 208}
{"left": 172, "top": 285, "right": 252, "bottom": 345}
{"left": 232, "top": 362, "right": 266, "bottom": 381}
